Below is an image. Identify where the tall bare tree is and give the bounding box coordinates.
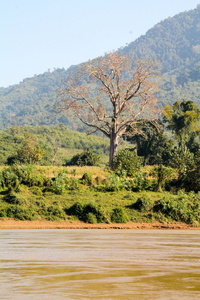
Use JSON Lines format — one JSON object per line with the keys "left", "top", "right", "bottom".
{"left": 58, "top": 52, "right": 160, "bottom": 166}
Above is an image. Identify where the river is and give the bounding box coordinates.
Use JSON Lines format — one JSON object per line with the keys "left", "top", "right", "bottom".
{"left": 0, "top": 229, "right": 200, "bottom": 299}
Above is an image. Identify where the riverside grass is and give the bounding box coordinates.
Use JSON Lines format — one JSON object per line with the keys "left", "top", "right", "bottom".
{"left": 0, "top": 188, "right": 166, "bottom": 224}
{"left": 0, "top": 165, "right": 200, "bottom": 226}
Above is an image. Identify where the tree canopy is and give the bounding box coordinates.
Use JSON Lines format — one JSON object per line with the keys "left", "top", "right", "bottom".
{"left": 162, "top": 99, "right": 200, "bottom": 144}
{"left": 58, "top": 52, "right": 159, "bottom": 166}
{"left": 163, "top": 99, "right": 200, "bottom": 177}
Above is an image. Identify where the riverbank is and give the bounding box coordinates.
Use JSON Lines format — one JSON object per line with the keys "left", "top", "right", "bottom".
{"left": 1, "top": 166, "right": 200, "bottom": 227}
{"left": 1, "top": 219, "right": 200, "bottom": 230}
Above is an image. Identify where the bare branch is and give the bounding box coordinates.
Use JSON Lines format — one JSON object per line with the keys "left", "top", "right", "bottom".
{"left": 57, "top": 51, "right": 160, "bottom": 166}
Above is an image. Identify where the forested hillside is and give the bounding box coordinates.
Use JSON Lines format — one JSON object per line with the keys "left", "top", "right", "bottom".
{"left": 121, "top": 5, "right": 200, "bottom": 107}
{"left": 0, "top": 124, "right": 110, "bottom": 165}
{"left": 0, "top": 68, "right": 75, "bottom": 130}
{"left": 122, "top": 6, "right": 200, "bottom": 73}
{"left": 0, "top": 5, "right": 199, "bottom": 129}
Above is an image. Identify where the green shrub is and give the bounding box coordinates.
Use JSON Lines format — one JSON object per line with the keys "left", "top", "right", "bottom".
{"left": 83, "top": 203, "right": 106, "bottom": 223}
{"left": 102, "top": 173, "right": 122, "bottom": 191}
{"left": 132, "top": 172, "right": 149, "bottom": 192}
{"left": 69, "top": 178, "right": 79, "bottom": 190}
{"left": 182, "top": 166, "right": 200, "bottom": 192}
{"left": 1, "top": 168, "right": 20, "bottom": 191}
{"left": 47, "top": 206, "right": 66, "bottom": 221}
{"left": 151, "top": 165, "right": 174, "bottom": 192}
{"left": 84, "top": 213, "right": 98, "bottom": 224}
{"left": 45, "top": 172, "right": 69, "bottom": 194}
{"left": 111, "top": 149, "right": 141, "bottom": 177}
{"left": 0, "top": 170, "right": 4, "bottom": 188}
{"left": 50, "top": 178, "right": 66, "bottom": 194}
{"left": 6, "top": 205, "right": 38, "bottom": 220}
{"left": 65, "top": 201, "right": 84, "bottom": 217}
{"left": 0, "top": 208, "right": 7, "bottom": 218}
{"left": 6, "top": 164, "right": 33, "bottom": 185}
{"left": 66, "top": 201, "right": 107, "bottom": 223}
{"left": 1, "top": 164, "right": 48, "bottom": 188}
{"left": 81, "top": 172, "right": 92, "bottom": 186}
{"left": 132, "top": 196, "right": 153, "bottom": 212}
{"left": 153, "top": 192, "right": 200, "bottom": 224}
{"left": 6, "top": 155, "right": 21, "bottom": 165}
{"left": 145, "top": 178, "right": 157, "bottom": 191}
{"left": 110, "top": 207, "right": 129, "bottom": 223}
{"left": 27, "top": 174, "right": 47, "bottom": 187}
{"left": 38, "top": 205, "right": 66, "bottom": 221}
{"left": 68, "top": 149, "right": 100, "bottom": 166}
{"left": 35, "top": 199, "right": 47, "bottom": 208}
{"left": 2, "top": 192, "right": 27, "bottom": 206}
{"left": 98, "top": 173, "right": 143, "bottom": 192}
{"left": 30, "top": 186, "right": 43, "bottom": 196}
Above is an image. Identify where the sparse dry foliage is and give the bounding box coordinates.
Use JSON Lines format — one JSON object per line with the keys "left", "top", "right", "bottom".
{"left": 58, "top": 52, "right": 160, "bottom": 166}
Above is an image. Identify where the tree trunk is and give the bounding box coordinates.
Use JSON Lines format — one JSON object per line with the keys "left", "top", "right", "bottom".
{"left": 109, "top": 126, "right": 119, "bottom": 167}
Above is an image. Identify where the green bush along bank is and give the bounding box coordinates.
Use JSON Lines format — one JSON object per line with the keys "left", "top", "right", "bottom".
{"left": 0, "top": 164, "right": 200, "bottom": 226}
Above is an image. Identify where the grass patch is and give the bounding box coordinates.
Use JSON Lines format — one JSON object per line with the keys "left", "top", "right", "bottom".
{"left": 0, "top": 165, "right": 199, "bottom": 226}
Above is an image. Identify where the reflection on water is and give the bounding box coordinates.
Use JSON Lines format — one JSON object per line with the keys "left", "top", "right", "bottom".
{"left": 0, "top": 229, "right": 200, "bottom": 299}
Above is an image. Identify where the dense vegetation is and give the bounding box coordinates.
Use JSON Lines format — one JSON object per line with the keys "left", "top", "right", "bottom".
{"left": 0, "top": 6, "right": 200, "bottom": 129}
{"left": 1, "top": 5, "right": 200, "bottom": 225}
{"left": 1, "top": 99, "right": 200, "bottom": 225}
{"left": 0, "top": 164, "right": 200, "bottom": 226}
{"left": 0, "top": 124, "right": 111, "bottom": 166}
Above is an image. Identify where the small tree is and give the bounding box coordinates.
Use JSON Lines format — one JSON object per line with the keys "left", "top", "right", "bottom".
{"left": 163, "top": 99, "right": 200, "bottom": 176}
{"left": 151, "top": 164, "right": 174, "bottom": 192}
{"left": 49, "top": 135, "right": 60, "bottom": 166}
{"left": 163, "top": 99, "right": 200, "bottom": 151}
{"left": 17, "top": 133, "right": 44, "bottom": 164}
{"left": 125, "top": 120, "right": 174, "bottom": 166}
{"left": 183, "top": 150, "right": 200, "bottom": 192}
{"left": 58, "top": 52, "right": 159, "bottom": 166}
{"left": 170, "top": 144, "right": 194, "bottom": 178}
{"left": 111, "top": 149, "right": 141, "bottom": 177}
{"left": 68, "top": 149, "right": 100, "bottom": 166}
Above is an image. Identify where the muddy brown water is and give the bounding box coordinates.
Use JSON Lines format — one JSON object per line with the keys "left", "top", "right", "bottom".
{"left": 0, "top": 229, "right": 200, "bottom": 299}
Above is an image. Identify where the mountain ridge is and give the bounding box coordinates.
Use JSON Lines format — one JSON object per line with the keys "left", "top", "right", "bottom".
{"left": 0, "top": 5, "right": 200, "bottom": 130}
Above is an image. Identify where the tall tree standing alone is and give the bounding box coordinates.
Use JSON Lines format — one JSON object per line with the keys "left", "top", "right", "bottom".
{"left": 58, "top": 52, "right": 159, "bottom": 166}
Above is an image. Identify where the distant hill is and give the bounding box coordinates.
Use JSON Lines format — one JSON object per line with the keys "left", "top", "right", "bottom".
{"left": 0, "top": 68, "right": 75, "bottom": 130}
{"left": 0, "top": 124, "right": 110, "bottom": 165}
{"left": 122, "top": 6, "right": 200, "bottom": 73}
{"left": 121, "top": 5, "right": 200, "bottom": 107}
{"left": 0, "top": 5, "right": 200, "bottom": 130}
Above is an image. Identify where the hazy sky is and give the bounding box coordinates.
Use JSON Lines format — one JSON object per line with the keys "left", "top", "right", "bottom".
{"left": 1, "top": 0, "right": 200, "bottom": 87}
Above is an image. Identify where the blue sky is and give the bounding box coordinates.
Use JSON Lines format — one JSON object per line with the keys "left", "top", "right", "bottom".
{"left": 1, "top": 0, "right": 200, "bottom": 87}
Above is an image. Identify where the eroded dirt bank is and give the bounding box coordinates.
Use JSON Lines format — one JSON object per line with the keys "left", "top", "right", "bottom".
{"left": 0, "top": 219, "right": 200, "bottom": 230}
